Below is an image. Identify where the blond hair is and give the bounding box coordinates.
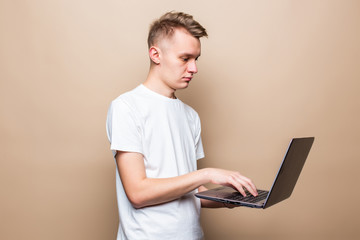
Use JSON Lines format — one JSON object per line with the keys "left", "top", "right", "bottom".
{"left": 147, "top": 11, "right": 208, "bottom": 48}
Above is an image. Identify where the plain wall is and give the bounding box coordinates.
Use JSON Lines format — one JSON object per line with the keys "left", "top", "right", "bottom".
{"left": 1, "top": 0, "right": 359, "bottom": 239}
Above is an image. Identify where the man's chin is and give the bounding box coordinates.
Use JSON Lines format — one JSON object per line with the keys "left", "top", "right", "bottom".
{"left": 178, "top": 82, "right": 190, "bottom": 89}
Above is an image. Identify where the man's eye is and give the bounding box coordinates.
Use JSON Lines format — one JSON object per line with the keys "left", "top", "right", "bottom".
{"left": 182, "top": 58, "right": 189, "bottom": 62}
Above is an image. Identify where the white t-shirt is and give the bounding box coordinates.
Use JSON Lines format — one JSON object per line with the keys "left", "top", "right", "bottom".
{"left": 106, "top": 84, "right": 205, "bottom": 240}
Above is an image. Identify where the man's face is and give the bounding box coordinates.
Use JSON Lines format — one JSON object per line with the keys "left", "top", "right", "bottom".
{"left": 157, "top": 28, "right": 201, "bottom": 91}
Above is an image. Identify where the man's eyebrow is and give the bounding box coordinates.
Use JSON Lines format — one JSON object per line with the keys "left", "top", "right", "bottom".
{"left": 180, "top": 53, "right": 201, "bottom": 58}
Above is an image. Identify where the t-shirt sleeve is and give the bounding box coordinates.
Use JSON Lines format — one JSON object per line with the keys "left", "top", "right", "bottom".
{"left": 106, "top": 99, "right": 143, "bottom": 155}
{"left": 195, "top": 115, "right": 205, "bottom": 160}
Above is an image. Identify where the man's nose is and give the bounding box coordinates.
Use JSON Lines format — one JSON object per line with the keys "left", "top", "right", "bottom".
{"left": 187, "top": 60, "right": 198, "bottom": 74}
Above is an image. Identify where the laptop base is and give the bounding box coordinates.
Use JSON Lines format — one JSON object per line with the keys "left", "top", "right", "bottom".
{"left": 195, "top": 186, "right": 268, "bottom": 208}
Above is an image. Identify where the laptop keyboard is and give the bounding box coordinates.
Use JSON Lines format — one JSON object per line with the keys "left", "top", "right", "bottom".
{"left": 229, "top": 189, "right": 269, "bottom": 203}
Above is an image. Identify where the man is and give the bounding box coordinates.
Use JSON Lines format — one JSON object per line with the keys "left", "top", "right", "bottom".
{"left": 106, "top": 11, "right": 258, "bottom": 240}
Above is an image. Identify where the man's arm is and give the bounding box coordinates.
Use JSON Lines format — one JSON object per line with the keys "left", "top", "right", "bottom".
{"left": 116, "top": 151, "right": 257, "bottom": 209}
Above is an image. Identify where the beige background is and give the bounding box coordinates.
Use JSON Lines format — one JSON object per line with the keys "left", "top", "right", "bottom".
{"left": 1, "top": 0, "right": 359, "bottom": 239}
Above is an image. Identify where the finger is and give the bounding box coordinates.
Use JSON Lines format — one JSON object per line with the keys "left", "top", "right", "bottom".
{"left": 228, "top": 176, "right": 247, "bottom": 196}
{"left": 245, "top": 182, "right": 258, "bottom": 196}
{"left": 235, "top": 181, "right": 251, "bottom": 197}
{"left": 237, "top": 176, "right": 258, "bottom": 197}
{"left": 243, "top": 182, "right": 258, "bottom": 197}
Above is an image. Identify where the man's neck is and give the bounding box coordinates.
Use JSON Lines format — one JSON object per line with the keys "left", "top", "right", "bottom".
{"left": 143, "top": 73, "right": 176, "bottom": 99}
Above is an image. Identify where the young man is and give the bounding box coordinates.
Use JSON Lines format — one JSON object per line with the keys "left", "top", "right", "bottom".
{"left": 106, "top": 12, "right": 258, "bottom": 240}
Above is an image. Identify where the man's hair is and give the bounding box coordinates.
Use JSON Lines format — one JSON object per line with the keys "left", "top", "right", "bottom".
{"left": 147, "top": 11, "right": 208, "bottom": 48}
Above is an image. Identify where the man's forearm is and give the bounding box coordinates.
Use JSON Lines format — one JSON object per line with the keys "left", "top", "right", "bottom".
{"left": 116, "top": 151, "right": 257, "bottom": 209}
{"left": 125, "top": 169, "right": 210, "bottom": 208}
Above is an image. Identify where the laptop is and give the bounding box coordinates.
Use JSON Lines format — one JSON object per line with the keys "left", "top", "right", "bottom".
{"left": 195, "top": 137, "right": 314, "bottom": 209}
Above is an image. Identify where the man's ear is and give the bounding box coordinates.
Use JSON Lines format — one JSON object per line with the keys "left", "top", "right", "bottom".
{"left": 149, "top": 46, "right": 161, "bottom": 64}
